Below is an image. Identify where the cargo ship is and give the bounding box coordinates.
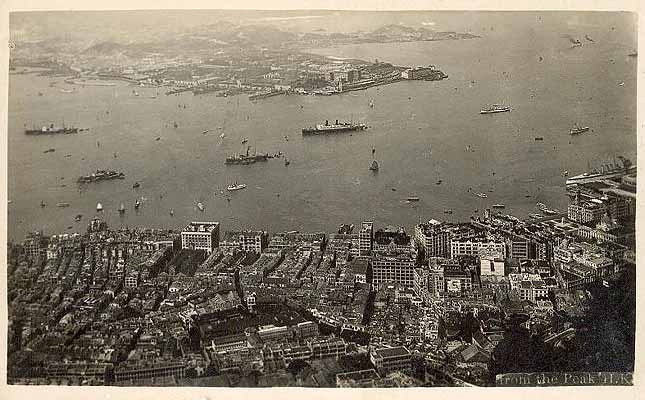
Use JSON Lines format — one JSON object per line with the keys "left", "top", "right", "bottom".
{"left": 225, "top": 146, "right": 269, "bottom": 165}
{"left": 26, "top": 123, "right": 78, "bottom": 135}
{"left": 480, "top": 104, "right": 511, "bottom": 114}
{"left": 569, "top": 125, "right": 590, "bottom": 135}
{"left": 302, "top": 120, "right": 367, "bottom": 135}
{"left": 77, "top": 170, "right": 125, "bottom": 183}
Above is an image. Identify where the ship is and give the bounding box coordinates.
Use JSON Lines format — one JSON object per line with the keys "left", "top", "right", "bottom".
{"left": 480, "top": 104, "right": 511, "bottom": 114}
{"left": 369, "top": 160, "right": 379, "bottom": 171}
{"left": 77, "top": 170, "right": 125, "bottom": 183}
{"left": 96, "top": 202, "right": 103, "bottom": 211}
{"left": 628, "top": 50, "right": 638, "bottom": 57}
{"left": 569, "top": 125, "right": 590, "bottom": 135}
{"left": 57, "top": 202, "right": 69, "bottom": 208}
{"left": 477, "top": 192, "right": 488, "bottom": 198}
{"left": 407, "top": 197, "right": 420, "bottom": 202}
{"left": 566, "top": 159, "right": 636, "bottom": 186}
{"left": 534, "top": 137, "right": 544, "bottom": 141}
{"left": 302, "top": 119, "right": 367, "bottom": 135}
{"left": 492, "top": 204, "right": 506, "bottom": 209}
{"left": 225, "top": 146, "right": 270, "bottom": 165}
{"left": 132, "top": 182, "right": 140, "bottom": 189}
{"left": 43, "top": 148, "right": 56, "bottom": 153}
{"left": 227, "top": 183, "right": 247, "bottom": 191}
{"left": 25, "top": 123, "right": 79, "bottom": 135}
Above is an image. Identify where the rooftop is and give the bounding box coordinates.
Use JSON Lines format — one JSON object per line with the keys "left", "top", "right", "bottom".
{"left": 182, "top": 222, "right": 219, "bottom": 233}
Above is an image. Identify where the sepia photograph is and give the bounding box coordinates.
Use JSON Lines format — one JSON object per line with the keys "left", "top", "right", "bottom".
{"left": 3, "top": 1, "right": 639, "bottom": 390}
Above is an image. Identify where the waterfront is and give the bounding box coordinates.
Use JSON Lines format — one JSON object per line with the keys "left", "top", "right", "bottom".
{"left": 7, "top": 13, "right": 636, "bottom": 240}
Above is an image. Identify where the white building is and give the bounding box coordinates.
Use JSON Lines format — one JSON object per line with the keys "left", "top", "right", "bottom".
{"left": 181, "top": 221, "right": 220, "bottom": 254}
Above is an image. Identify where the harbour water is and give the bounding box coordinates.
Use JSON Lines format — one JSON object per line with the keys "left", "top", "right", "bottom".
{"left": 7, "top": 12, "right": 636, "bottom": 240}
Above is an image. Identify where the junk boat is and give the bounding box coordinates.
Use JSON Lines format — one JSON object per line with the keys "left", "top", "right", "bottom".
{"left": 134, "top": 199, "right": 140, "bottom": 209}
{"left": 78, "top": 170, "right": 125, "bottom": 183}
{"left": 227, "top": 183, "right": 247, "bottom": 191}
{"left": 369, "top": 160, "right": 379, "bottom": 171}
{"left": 302, "top": 119, "right": 367, "bottom": 135}
{"left": 96, "top": 202, "right": 103, "bottom": 211}
{"left": 480, "top": 104, "right": 511, "bottom": 114}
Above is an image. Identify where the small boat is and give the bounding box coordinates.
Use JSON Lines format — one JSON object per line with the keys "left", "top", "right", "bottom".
{"left": 197, "top": 202, "right": 204, "bottom": 211}
{"left": 562, "top": 171, "right": 569, "bottom": 177}
{"left": 628, "top": 50, "right": 638, "bottom": 57}
{"left": 40, "top": 200, "right": 46, "bottom": 207}
{"left": 155, "top": 137, "right": 161, "bottom": 141}
{"left": 525, "top": 194, "right": 532, "bottom": 198}
{"left": 492, "top": 204, "right": 506, "bottom": 209}
{"left": 391, "top": 188, "right": 397, "bottom": 191}
{"left": 75, "top": 214, "right": 83, "bottom": 221}
{"left": 202, "top": 129, "right": 209, "bottom": 134}
{"left": 57, "top": 202, "right": 70, "bottom": 208}
{"left": 534, "top": 137, "right": 544, "bottom": 141}
{"left": 227, "top": 183, "right": 247, "bottom": 191}
{"left": 569, "top": 125, "right": 590, "bottom": 135}
{"left": 173, "top": 122, "right": 178, "bottom": 128}
{"left": 369, "top": 160, "right": 379, "bottom": 171}
{"left": 118, "top": 203, "right": 126, "bottom": 214}
{"left": 529, "top": 213, "right": 542, "bottom": 219}
{"left": 285, "top": 158, "right": 290, "bottom": 166}
{"left": 43, "top": 148, "right": 56, "bottom": 154}
{"left": 477, "top": 192, "right": 488, "bottom": 198}
{"left": 134, "top": 199, "right": 140, "bottom": 209}
{"left": 407, "top": 197, "right": 420, "bottom": 202}
{"left": 444, "top": 209, "right": 453, "bottom": 214}
{"left": 169, "top": 209, "right": 175, "bottom": 216}
{"left": 38, "top": 92, "right": 43, "bottom": 96}
{"left": 96, "top": 202, "right": 103, "bottom": 212}
{"left": 436, "top": 180, "right": 442, "bottom": 185}
{"left": 242, "top": 139, "right": 248, "bottom": 144}
{"left": 132, "top": 182, "right": 140, "bottom": 189}
{"left": 220, "top": 133, "right": 225, "bottom": 138}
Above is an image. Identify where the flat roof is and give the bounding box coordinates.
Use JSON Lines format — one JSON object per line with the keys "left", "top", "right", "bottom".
{"left": 374, "top": 346, "right": 410, "bottom": 358}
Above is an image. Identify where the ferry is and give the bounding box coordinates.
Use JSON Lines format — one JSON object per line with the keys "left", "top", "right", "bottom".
{"left": 480, "top": 104, "right": 511, "bottom": 114}
{"left": 302, "top": 119, "right": 367, "bottom": 135}
{"left": 227, "top": 183, "right": 247, "bottom": 191}
{"left": 569, "top": 125, "right": 590, "bottom": 135}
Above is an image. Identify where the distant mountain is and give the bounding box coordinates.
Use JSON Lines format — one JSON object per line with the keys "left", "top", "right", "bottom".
{"left": 81, "top": 41, "right": 128, "bottom": 56}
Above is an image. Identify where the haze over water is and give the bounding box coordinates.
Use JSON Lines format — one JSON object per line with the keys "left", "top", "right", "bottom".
{"left": 7, "top": 11, "right": 637, "bottom": 240}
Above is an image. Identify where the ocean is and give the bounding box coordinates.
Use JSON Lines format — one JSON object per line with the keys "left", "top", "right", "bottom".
{"left": 7, "top": 11, "right": 637, "bottom": 240}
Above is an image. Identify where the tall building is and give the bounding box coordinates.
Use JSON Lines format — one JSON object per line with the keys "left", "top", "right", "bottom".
{"left": 414, "top": 219, "right": 450, "bottom": 258}
{"left": 181, "top": 221, "right": 220, "bottom": 254}
{"left": 372, "top": 253, "right": 415, "bottom": 290}
{"left": 220, "top": 230, "right": 269, "bottom": 253}
{"left": 359, "top": 221, "right": 374, "bottom": 256}
{"left": 450, "top": 238, "right": 506, "bottom": 258}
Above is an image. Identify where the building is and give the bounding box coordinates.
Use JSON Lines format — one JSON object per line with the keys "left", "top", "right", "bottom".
{"left": 414, "top": 220, "right": 451, "bottom": 258}
{"left": 450, "top": 238, "right": 506, "bottom": 258}
{"left": 220, "top": 230, "right": 269, "bottom": 253}
{"left": 369, "top": 346, "right": 412, "bottom": 376}
{"left": 181, "top": 221, "right": 220, "bottom": 254}
{"left": 359, "top": 221, "right": 374, "bottom": 256}
{"left": 371, "top": 253, "right": 415, "bottom": 290}
{"left": 480, "top": 250, "right": 505, "bottom": 276}
{"left": 567, "top": 201, "right": 605, "bottom": 224}
{"left": 443, "top": 264, "right": 473, "bottom": 293}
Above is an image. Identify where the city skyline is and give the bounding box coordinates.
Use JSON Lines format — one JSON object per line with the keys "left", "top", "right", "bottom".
{"left": 3, "top": 6, "right": 639, "bottom": 392}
